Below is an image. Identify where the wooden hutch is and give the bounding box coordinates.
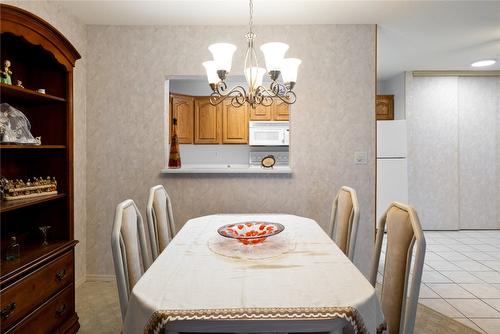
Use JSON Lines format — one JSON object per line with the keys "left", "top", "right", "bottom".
{"left": 0, "top": 4, "right": 80, "bottom": 333}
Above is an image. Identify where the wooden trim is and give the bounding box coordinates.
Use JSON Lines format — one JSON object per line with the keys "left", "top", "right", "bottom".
{"left": 0, "top": 4, "right": 81, "bottom": 70}
{"left": 412, "top": 70, "right": 500, "bottom": 77}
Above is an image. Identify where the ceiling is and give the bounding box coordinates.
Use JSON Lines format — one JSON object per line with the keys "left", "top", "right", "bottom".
{"left": 51, "top": 0, "right": 500, "bottom": 80}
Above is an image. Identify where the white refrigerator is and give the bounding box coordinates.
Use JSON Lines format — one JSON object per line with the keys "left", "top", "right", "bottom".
{"left": 376, "top": 120, "right": 408, "bottom": 223}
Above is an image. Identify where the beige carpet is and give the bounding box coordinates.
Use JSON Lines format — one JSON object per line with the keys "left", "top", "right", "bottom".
{"left": 76, "top": 281, "right": 481, "bottom": 333}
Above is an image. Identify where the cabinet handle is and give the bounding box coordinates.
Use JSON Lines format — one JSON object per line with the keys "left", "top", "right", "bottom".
{"left": 55, "top": 268, "right": 67, "bottom": 281}
{"left": 1, "top": 302, "right": 16, "bottom": 319}
{"left": 55, "top": 304, "right": 67, "bottom": 317}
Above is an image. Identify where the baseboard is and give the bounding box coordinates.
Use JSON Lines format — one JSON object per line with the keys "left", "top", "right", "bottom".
{"left": 85, "top": 274, "right": 116, "bottom": 282}
{"left": 75, "top": 276, "right": 86, "bottom": 288}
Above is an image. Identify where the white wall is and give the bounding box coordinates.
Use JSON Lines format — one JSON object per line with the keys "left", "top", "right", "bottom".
{"left": 377, "top": 72, "right": 406, "bottom": 119}
{"left": 406, "top": 74, "right": 500, "bottom": 230}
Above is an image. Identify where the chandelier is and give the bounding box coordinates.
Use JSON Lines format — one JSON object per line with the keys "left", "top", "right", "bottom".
{"left": 202, "top": 0, "right": 301, "bottom": 109}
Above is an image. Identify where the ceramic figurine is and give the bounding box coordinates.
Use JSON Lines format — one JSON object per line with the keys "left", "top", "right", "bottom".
{"left": 15, "top": 80, "right": 24, "bottom": 88}
{"left": 0, "top": 60, "right": 12, "bottom": 85}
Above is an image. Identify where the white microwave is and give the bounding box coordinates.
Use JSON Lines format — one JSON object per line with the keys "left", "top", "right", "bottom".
{"left": 249, "top": 121, "right": 289, "bottom": 146}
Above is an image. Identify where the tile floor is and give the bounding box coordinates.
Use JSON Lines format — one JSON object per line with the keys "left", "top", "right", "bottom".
{"left": 379, "top": 230, "right": 500, "bottom": 334}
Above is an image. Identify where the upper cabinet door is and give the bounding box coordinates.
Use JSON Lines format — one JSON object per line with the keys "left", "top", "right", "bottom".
{"left": 249, "top": 104, "right": 272, "bottom": 121}
{"left": 272, "top": 99, "right": 290, "bottom": 121}
{"left": 171, "top": 94, "right": 194, "bottom": 144}
{"left": 194, "top": 97, "right": 221, "bottom": 144}
{"left": 222, "top": 101, "right": 248, "bottom": 144}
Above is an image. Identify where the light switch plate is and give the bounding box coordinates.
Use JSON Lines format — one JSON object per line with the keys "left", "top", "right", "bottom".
{"left": 354, "top": 151, "right": 368, "bottom": 165}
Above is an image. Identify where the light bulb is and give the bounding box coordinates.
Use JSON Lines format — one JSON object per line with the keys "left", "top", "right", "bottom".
{"left": 281, "top": 58, "right": 302, "bottom": 84}
{"left": 244, "top": 67, "right": 266, "bottom": 90}
{"left": 202, "top": 61, "right": 219, "bottom": 84}
{"left": 208, "top": 43, "right": 237, "bottom": 72}
{"left": 260, "top": 42, "right": 289, "bottom": 71}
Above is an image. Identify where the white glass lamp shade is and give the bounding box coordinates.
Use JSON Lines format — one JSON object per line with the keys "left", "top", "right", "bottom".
{"left": 202, "top": 61, "right": 219, "bottom": 84}
{"left": 244, "top": 67, "right": 266, "bottom": 90}
{"left": 260, "top": 42, "right": 289, "bottom": 71}
{"left": 208, "top": 43, "right": 237, "bottom": 72}
{"left": 281, "top": 58, "right": 302, "bottom": 83}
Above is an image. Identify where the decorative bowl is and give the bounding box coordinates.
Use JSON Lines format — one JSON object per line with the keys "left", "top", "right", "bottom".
{"left": 217, "top": 221, "right": 285, "bottom": 245}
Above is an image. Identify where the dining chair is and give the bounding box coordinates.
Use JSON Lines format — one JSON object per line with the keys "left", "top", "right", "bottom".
{"left": 146, "top": 185, "right": 176, "bottom": 260}
{"left": 370, "top": 202, "right": 426, "bottom": 334}
{"left": 328, "top": 186, "right": 360, "bottom": 260}
{"left": 111, "top": 199, "right": 151, "bottom": 321}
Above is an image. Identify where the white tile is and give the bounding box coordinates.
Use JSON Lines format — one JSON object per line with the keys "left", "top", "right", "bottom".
{"left": 483, "top": 299, "right": 500, "bottom": 313}
{"left": 467, "top": 252, "right": 497, "bottom": 261}
{"left": 447, "top": 244, "right": 481, "bottom": 253}
{"left": 426, "top": 260, "right": 462, "bottom": 271}
{"left": 472, "top": 244, "right": 500, "bottom": 252}
{"left": 453, "top": 260, "right": 494, "bottom": 272}
{"left": 471, "top": 319, "right": 500, "bottom": 334}
{"left": 422, "top": 264, "right": 434, "bottom": 271}
{"left": 441, "top": 271, "right": 484, "bottom": 283}
{"left": 480, "top": 261, "right": 500, "bottom": 271}
{"left": 461, "top": 239, "right": 485, "bottom": 245}
{"left": 473, "top": 272, "right": 500, "bottom": 284}
{"left": 418, "top": 283, "right": 441, "bottom": 298}
{"left": 485, "top": 252, "right": 500, "bottom": 260}
{"left": 454, "top": 318, "right": 486, "bottom": 333}
{"left": 460, "top": 284, "right": 500, "bottom": 298}
{"left": 427, "top": 244, "right": 453, "bottom": 252}
{"left": 446, "top": 299, "right": 500, "bottom": 317}
{"left": 425, "top": 252, "right": 446, "bottom": 261}
{"left": 427, "top": 283, "right": 476, "bottom": 298}
{"left": 419, "top": 298, "right": 464, "bottom": 317}
{"left": 437, "top": 252, "right": 471, "bottom": 261}
{"left": 422, "top": 271, "right": 452, "bottom": 283}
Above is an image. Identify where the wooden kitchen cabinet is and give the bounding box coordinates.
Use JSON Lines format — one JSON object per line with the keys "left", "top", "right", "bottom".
{"left": 170, "top": 94, "right": 194, "bottom": 143}
{"left": 376, "top": 95, "right": 394, "bottom": 120}
{"left": 194, "top": 97, "right": 222, "bottom": 144}
{"left": 272, "top": 99, "right": 290, "bottom": 121}
{"left": 249, "top": 104, "right": 272, "bottom": 121}
{"left": 222, "top": 101, "right": 248, "bottom": 144}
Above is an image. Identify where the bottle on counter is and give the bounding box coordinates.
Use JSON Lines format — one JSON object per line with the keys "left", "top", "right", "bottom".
{"left": 168, "top": 117, "right": 181, "bottom": 169}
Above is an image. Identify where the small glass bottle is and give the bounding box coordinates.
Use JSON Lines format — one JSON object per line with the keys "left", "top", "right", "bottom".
{"left": 6, "top": 236, "right": 20, "bottom": 261}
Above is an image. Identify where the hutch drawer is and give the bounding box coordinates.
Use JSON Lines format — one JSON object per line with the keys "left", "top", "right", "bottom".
{"left": 0, "top": 250, "right": 74, "bottom": 330}
{"left": 7, "top": 284, "right": 75, "bottom": 334}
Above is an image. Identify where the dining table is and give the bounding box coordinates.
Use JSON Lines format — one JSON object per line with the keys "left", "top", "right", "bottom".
{"left": 123, "top": 214, "right": 384, "bottom": 334}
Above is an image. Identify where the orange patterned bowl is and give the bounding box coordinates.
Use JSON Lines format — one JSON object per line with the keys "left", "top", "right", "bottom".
{"left": 217, "top": 222, "right": 285, "bottom": 245}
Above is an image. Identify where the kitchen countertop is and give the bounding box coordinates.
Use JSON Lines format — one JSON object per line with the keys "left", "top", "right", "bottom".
{"left": 161, "top": 164, "right": 292, "bottom": 174}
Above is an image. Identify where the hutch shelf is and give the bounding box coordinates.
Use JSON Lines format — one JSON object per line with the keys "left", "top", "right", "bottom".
{"left": 0, "top": 4, "right": 80, "bottom": 333}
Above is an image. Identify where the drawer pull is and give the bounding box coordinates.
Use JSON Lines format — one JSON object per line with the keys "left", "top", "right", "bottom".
{"left": 1, "top": 302, "right": 16, "bottom": 319}
{"left": 55, "top": 304, "right": 67, "bottom": 317}
{"left": 55, "top": 268, "right": 67, "bottom": 281}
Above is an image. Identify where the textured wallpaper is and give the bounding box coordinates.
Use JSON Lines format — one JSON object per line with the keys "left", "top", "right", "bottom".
{"left": 1, "top": 1, "right": 88, "bottom": 282}
{"left": 85, "top": 25, "right": 376, "bottom": 277}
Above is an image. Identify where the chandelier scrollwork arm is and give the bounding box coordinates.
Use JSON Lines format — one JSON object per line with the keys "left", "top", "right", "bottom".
{"left": 209, "top": 83, "right": 248, "bottom": 107}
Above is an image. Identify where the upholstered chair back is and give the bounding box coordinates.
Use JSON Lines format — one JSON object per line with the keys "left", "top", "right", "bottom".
{"left": 328, "top": 186, "right": 360, "bottom": 260}
{"left": 111, "top": 199, "right": 151, "bottom": 320}
{"left": 370, "top": 202, "right": 426, "bottom": 334}
{"left": 146, "top": 185, "right": 176, "bottom": 260}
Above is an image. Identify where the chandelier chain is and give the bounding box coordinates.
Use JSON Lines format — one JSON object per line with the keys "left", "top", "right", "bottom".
{"left": 249, "top": 0, "right": 254, "bottom": 34}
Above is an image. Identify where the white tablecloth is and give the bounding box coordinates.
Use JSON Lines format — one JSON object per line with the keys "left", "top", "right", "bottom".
{"left": 124, "top": 214, "right": 384, "bottom": 334}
